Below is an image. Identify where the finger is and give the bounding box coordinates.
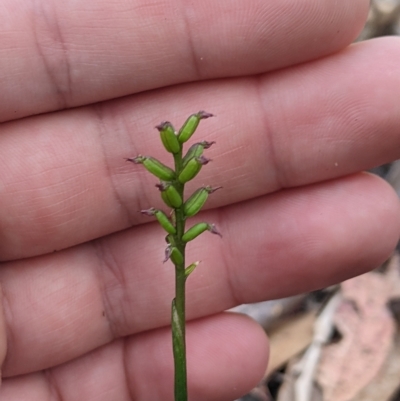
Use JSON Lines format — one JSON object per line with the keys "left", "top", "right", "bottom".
{"left": 0, "top": 289, "right": 7, "bottom": 378}
{"left": 1, "top": 173, "right": 398, "bottom": 376}
{"left": 0, "top": 0, "right": 368, "bottom": 121}
{"left": 0, "top": 38, "right": 400, "bottom": 259}
{"left": 0, "top": 313, "right": 268, "bottom": 401}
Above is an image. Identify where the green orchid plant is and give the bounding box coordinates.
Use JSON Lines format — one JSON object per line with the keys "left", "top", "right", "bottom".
{"left": 127, "top": 111, "right": 221, "bottom": 401}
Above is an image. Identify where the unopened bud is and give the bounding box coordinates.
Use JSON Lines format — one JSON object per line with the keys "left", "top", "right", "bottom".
{"left": 156, "top": 182, "right": 183, "bottom": 208}
{"left": 156, "top": 121, "right": 181, "bottom": 154}
{"left": 141, "top": 208, "right": 176, "bottom": 234}
{"left": 178, "top": 156, "right": 211, "bottom": 184}
{"left": 185, "top": 261, "right": 200, "bottom": 278}
{"left": 164, "top": 245, "right": 184, "bottom": 265}
{"left": 182, "top": 141, "right": 216, "bottom": 167}
{"left": 178, "top": 111, "right": 214, "bottom": 143}
{"left": 183, "top": 186, "right": 222, "bottom": 217}
{"left": 127, "top": 156, "right": 175, "bottom": 181}
{"left": 182, "top": 222, "right": 222, "bottom": 242}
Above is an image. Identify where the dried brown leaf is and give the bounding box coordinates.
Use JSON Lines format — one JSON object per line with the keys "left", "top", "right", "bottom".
{"left": 265, "top": 311, "right": 316, "bottom": 377}
{"left": 316, "top": 272, "right": 396, "bottom": 401}
{"left": 349, "top": 330, "right": 400, "bottom": 401}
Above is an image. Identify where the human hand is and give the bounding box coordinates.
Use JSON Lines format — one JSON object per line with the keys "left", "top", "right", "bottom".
{"left": 0, "top": 1, "right": 399, "bottom": 400}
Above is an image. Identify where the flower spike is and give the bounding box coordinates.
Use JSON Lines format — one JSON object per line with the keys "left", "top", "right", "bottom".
{"left": 126, "top": 111, "right": 220, "bottom": 401}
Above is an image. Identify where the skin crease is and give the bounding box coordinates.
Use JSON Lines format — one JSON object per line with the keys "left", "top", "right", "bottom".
{"left": 0, "top": 0, "right": 400, "bottom": 400}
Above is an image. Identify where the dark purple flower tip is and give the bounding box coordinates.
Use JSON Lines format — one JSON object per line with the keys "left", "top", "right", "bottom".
{"left": 126, "top": 155, "right": 145, "bottom": 164}
{"left": 196, "top": 155, "right": 212, "bottom": 165}
{"left": 197, "top": 111, "right": 214, "bottom": 119}
{"left": 155, "top": 121, "right": 173, "bottom": 131}
{"left": 201, "top": 141, "right": 216, "bottom": 149}
{"left": 155, "top": 182, "right": 168, "bottom": 191}
{"left": 208, "top": 224, "right": 222, "bottom": 238}
{"left": 163, "top": 245, "right": 172, "bottom": 263}
{"left": 206, "top": 186, "right": 222, "bottom": 194}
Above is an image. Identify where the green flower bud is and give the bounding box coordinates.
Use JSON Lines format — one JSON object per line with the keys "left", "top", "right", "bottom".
{"left": 183, "top": 186, "right": 222, "bottom": 217}
{"left": 178, "top": 111, "right": 214, "bottom": 143}
{"left": 182, "top": 222, "right": 222, "bottom": 242}
{"left": 182, "top": 141, "right": 215, "bottom": 167}
{"left": 178, "top": 155, "right": 211, "bottom": 184}
{"left": 185, "top": 261, "right": 200, "bottom": 278}
{"left": 156, "top": 121, "right": 181, "bottom": 154}
{"left": 127, "top": 156, "right": 175, "bottom": 181}
{"left": 156, "top": 182, "right": 183, "bottom": 208}
{"left": 141, "top": 207, "right": 176, "bottom": 234}
{"left": 164, "top": 245, "right": 184, "bottom": 265}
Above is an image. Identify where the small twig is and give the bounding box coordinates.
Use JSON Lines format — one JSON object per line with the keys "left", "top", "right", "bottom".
{"left": 293, "top": 292, "right": 342, "bottom": 401}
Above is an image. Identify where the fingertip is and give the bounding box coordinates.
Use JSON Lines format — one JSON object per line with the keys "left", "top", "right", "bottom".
{"left": 0, "top": 287, "right": 7, "bottom": 381}
{"left": 361, "top": 172, "right": 400, "bottom": 261}
{"left": 127, "top": 312, "right": 269, "bottom": 401}
{"left": 186, "top": 312, "right": 269, "bottom": 401}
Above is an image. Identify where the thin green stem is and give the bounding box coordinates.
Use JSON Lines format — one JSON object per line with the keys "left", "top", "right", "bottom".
{"left": 172, "top": 150, "right": 188, "bottom": 401}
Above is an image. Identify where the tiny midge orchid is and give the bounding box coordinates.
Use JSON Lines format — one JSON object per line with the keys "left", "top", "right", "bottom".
{"left": 127, "top": 111, "right": 220, "bottom": 401}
